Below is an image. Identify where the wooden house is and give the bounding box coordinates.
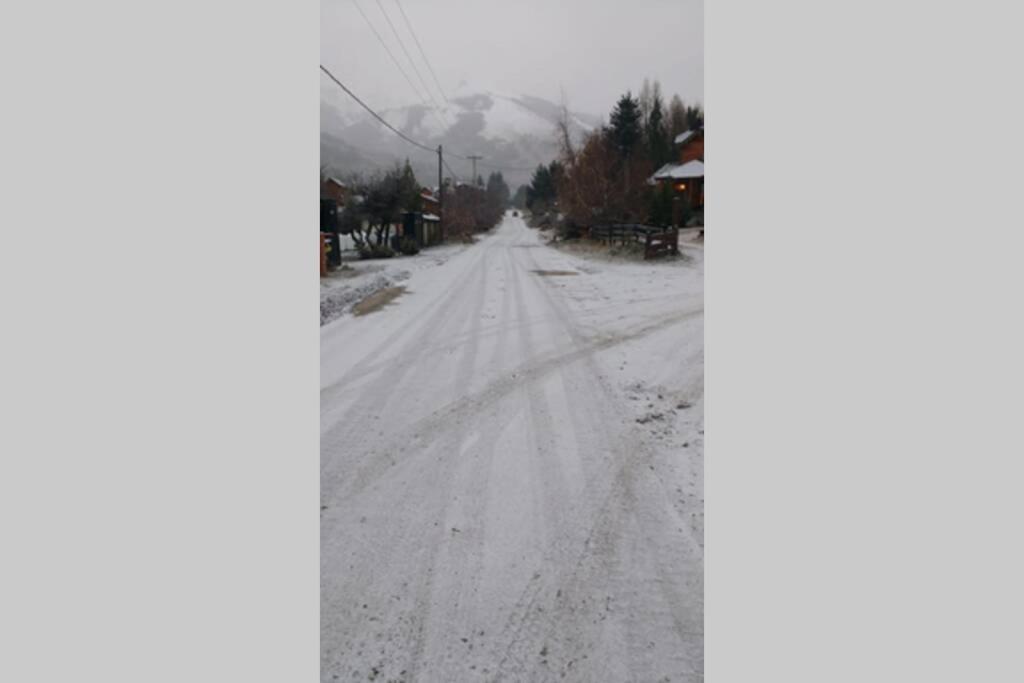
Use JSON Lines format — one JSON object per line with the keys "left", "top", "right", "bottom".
{"left": 320, "top": 176, "right": 347, "bottom": 204}
{"left": 649, "top": 127, "right": 704, "bottom": 214}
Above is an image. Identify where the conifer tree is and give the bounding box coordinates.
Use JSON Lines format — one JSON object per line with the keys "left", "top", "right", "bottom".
{"left": 668, "top": 94, "right": 687, "bottom": 140}
{"left": 647, "top": 92, "right": 668, "bottom": 166}
{"left": 608, "top": 92, "right": 642, "bottom": 158}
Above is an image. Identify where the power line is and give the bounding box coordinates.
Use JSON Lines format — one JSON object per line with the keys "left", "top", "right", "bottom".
{"left": 372, "top": 0, "right": 449, "bottom": 128}
{"left": 393, "top": 0, "right": 450, "bottom": 105}
{"left": 442, "top": 157, "right": 460, "bottom": 182}
{"left": 320, "top": 66, "right": 537, "bottom": 179}
{"left": 319, "top": 65, "right": 435, "bottom": 154}
{"left": 320, "top": 65, "right": 459, "bottom": 182}
{"left": 476, "top": 160, "right": 541, "bottom": 173}
{"left": 350, "top": 0, "right": 429, "bottom": 106}
{"left": 351, "top": 0, "right": 448, "bottom": 135}
{"left": 466, "top": 155, "right": 483, "bottom": 184}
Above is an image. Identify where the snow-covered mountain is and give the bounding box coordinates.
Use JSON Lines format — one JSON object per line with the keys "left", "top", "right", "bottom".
{"left": 320, "top": 89, "right": 601, "bottom": 189}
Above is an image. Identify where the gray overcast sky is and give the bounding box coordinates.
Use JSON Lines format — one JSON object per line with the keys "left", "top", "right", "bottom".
{"left": 321, "top": 0, "right": 703, "bottom": 117}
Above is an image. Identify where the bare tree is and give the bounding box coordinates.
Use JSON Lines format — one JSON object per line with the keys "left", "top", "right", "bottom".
{"left": 556, "top": 86, "right": 577, "bottom": 166}
{"left": 668, "top": 94, "right": 687, "bottom": 140}
{"left": 638, "top": 78, "right": 653, "bottom": 125}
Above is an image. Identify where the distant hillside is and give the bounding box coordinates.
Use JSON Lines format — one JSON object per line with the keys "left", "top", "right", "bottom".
{"left": 320, "top": 89, "right": 601, "bottom": 190}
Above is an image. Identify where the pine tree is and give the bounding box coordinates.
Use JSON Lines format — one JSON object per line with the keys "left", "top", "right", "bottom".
{"left": 685, "top": 104, "right": 704, "bottom": 131}
{"left": 486, "top": 172, "right": 511, "bottom": 206}
{"left": 511, "top": 184, "right": 528, "bottom": 209}
{"left": 646, "top": 91, "right": 668, "bottom": 167}
{"left": 399, "top": 159, "right": 421, "bottom": 212}
{"left": 638, "top": 78, "right": 653, "bottom": 124}
{"left": 608, "top": 92, "right": 642, "bottom": 158}
{"left": 526, "top": 164, "right": 554, "bottom": 210}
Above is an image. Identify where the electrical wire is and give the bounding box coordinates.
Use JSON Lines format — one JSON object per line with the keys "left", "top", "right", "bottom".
{"left": 372, "top": 0, "right": 449, "bottom": 128}
{"left": 321, "top": 66, "right": 541, "bottom": 180}
{"left": 393, "top": 0, "right": 450, "bottom": 105}
{"left": 320, "top": 64, "right": 435, "bottom": 154}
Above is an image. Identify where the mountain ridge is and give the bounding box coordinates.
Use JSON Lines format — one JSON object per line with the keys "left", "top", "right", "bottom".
{"left": 320, "top": 90, "right": 601, "bottom": 189}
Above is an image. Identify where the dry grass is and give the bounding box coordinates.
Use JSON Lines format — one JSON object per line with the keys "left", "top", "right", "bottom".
{"left": 352, "top": 286, "right": 407, "bottom": 316}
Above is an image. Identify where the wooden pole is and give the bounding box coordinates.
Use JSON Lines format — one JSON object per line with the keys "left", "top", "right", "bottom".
{"left": 437, "top": 145, "right": 444, "bottom": 243}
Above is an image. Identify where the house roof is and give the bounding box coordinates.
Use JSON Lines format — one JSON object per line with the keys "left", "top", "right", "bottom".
{"left": 323, "top": 176, "right": 346, "bottom": 188}
{"left": 674, "top": 129, "right": 703, "bottom": 145}
{"left": 651, "top": 159, "right": 705, "bottom": 181}
{"left": 422, "top": 213, "right": 440, "bottom": 221}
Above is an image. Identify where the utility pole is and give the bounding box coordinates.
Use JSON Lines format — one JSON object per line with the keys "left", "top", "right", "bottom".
{"left": 467, "top": 155, "right": 483, "bottom": 186}
{"left": 437, "top": 145, "right": 444, "bottom": 243}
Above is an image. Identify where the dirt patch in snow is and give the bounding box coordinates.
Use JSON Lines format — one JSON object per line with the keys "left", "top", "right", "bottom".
{"left": 352, "top": 286, "right": 407, "bottom": 316}
{"left": 321, "top": 272, "right": 409, "bottom": 326}
{"left": 531, "top": 269, "right": 579, "bottom": 277}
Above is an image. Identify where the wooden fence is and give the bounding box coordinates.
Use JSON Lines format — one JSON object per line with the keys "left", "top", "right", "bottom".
{"left": 643, "top": 229, "right": 679, "bottom": 259}
{"left": 588, "top": 224, "right": 679, "bottom": 260}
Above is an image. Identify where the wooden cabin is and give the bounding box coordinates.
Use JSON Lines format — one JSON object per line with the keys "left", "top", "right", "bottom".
{"left": 649, "top": 127, "right": 705, "bottom": 215}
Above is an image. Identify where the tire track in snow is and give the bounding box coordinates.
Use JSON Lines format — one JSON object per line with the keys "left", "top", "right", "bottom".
{"left": 486, "top": 226, "right": 704, "bottom": 681}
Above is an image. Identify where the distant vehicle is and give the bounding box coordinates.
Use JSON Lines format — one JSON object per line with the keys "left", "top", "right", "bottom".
{"left": 513, "top": 210, "right": 520, "bottom": 217}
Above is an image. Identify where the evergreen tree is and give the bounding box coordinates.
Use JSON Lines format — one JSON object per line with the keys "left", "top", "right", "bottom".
{"left": 526, "top": 164, "right": 557, "bottom": 210}
{"left": 511, "top": 184, "right": 528, "bottom": 209}
{"left": 486, "top": 172, "right": 511, "bottom": 207}
{"left": 685, "top": 104, "right": 704, "bottom": 131}
{"left": 398, "top": 159, "right": 421, "bottom": 212}
{"left": 668, "top": 94, "right": 687, "bottom": 140}
{"left": 608, "top": 92, "right": 642, "bottom": 158}
{"left": 638, "top": 78, "right": 653, "bottom": 123}
{"left": 647, "top": 182, "right": 674, "bottom": 227}
{"left": 646, "top": 91, "right": 668, "bottom": 166}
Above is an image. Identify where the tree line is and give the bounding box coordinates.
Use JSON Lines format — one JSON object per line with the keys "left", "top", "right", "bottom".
{"left": 335, "top": 162, "right": 511, "bottom": 257}
{"left": 444, "top": 172, "right": 511, "bottom": 241}
{"left": 523, "top": 78, "right": 703, "bottom": 231}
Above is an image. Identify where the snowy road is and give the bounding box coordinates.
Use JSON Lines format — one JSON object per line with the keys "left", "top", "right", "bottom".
{"left": 321, "top": 213, "right": 704, "bottom": 682}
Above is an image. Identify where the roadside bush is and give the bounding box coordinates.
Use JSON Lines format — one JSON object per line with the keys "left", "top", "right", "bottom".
{"left": 398, "top": 237, "right": 420, "bottom": 255}
{"left": 358, "top": 243, "right": 395, "bottom": 260}
{"left": 556, "top": 217, "right": 583, "bottom": 240}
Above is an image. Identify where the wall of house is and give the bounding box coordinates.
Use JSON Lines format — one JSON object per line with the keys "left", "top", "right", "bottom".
{"left": 321, "top": 181, "right": 346, "bottom": 204}
{"left": 679, "top": 137, "right": 704, "bottom": 163}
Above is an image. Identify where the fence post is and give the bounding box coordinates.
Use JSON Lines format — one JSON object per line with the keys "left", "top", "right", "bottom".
{"left": 320, "top": 234, "right": 327, "bottom": 277}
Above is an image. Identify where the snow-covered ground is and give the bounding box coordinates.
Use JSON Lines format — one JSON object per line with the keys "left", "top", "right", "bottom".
{"left": 321, "top": 213, "right": 703, "bottom": 682}
{"left": 320, "top": 243, "right": 469, "bottom": 325}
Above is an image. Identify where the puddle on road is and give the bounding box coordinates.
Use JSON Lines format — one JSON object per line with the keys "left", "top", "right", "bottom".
{"left": 352, "top": 286, "right": 407, "bottom": 316}
{"left": 531, "top": 270, "right": 579, "bottom": 277}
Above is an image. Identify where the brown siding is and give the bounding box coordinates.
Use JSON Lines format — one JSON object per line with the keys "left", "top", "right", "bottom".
{"left": 321, "top": 179, "right": 346, "bottom": 203}
{"left": 679, "top": 136, "right": 704, "bottom": 163}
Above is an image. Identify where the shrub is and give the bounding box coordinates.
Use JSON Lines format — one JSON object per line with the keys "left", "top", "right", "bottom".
{"left": 686, "top": 208, "right": 703, "bottom": 227}
{"left": 358, "top": 243, "right": 395, "bottom": 260}
{"left": 398, "top": 237, "right": 420, "bottom": 255}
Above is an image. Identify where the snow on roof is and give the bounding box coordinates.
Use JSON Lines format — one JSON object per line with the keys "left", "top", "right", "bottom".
{"left": 422, "top": 213, "right": 440, "bottom": 221}
{"left": 324, "top": 176, "right": 346, "bottom": 187}
{"left": 674, "top": 129, "right": 703, "bottom": 145}
{"left": 651, "top": 160, "right": 704, "bottom": 181}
